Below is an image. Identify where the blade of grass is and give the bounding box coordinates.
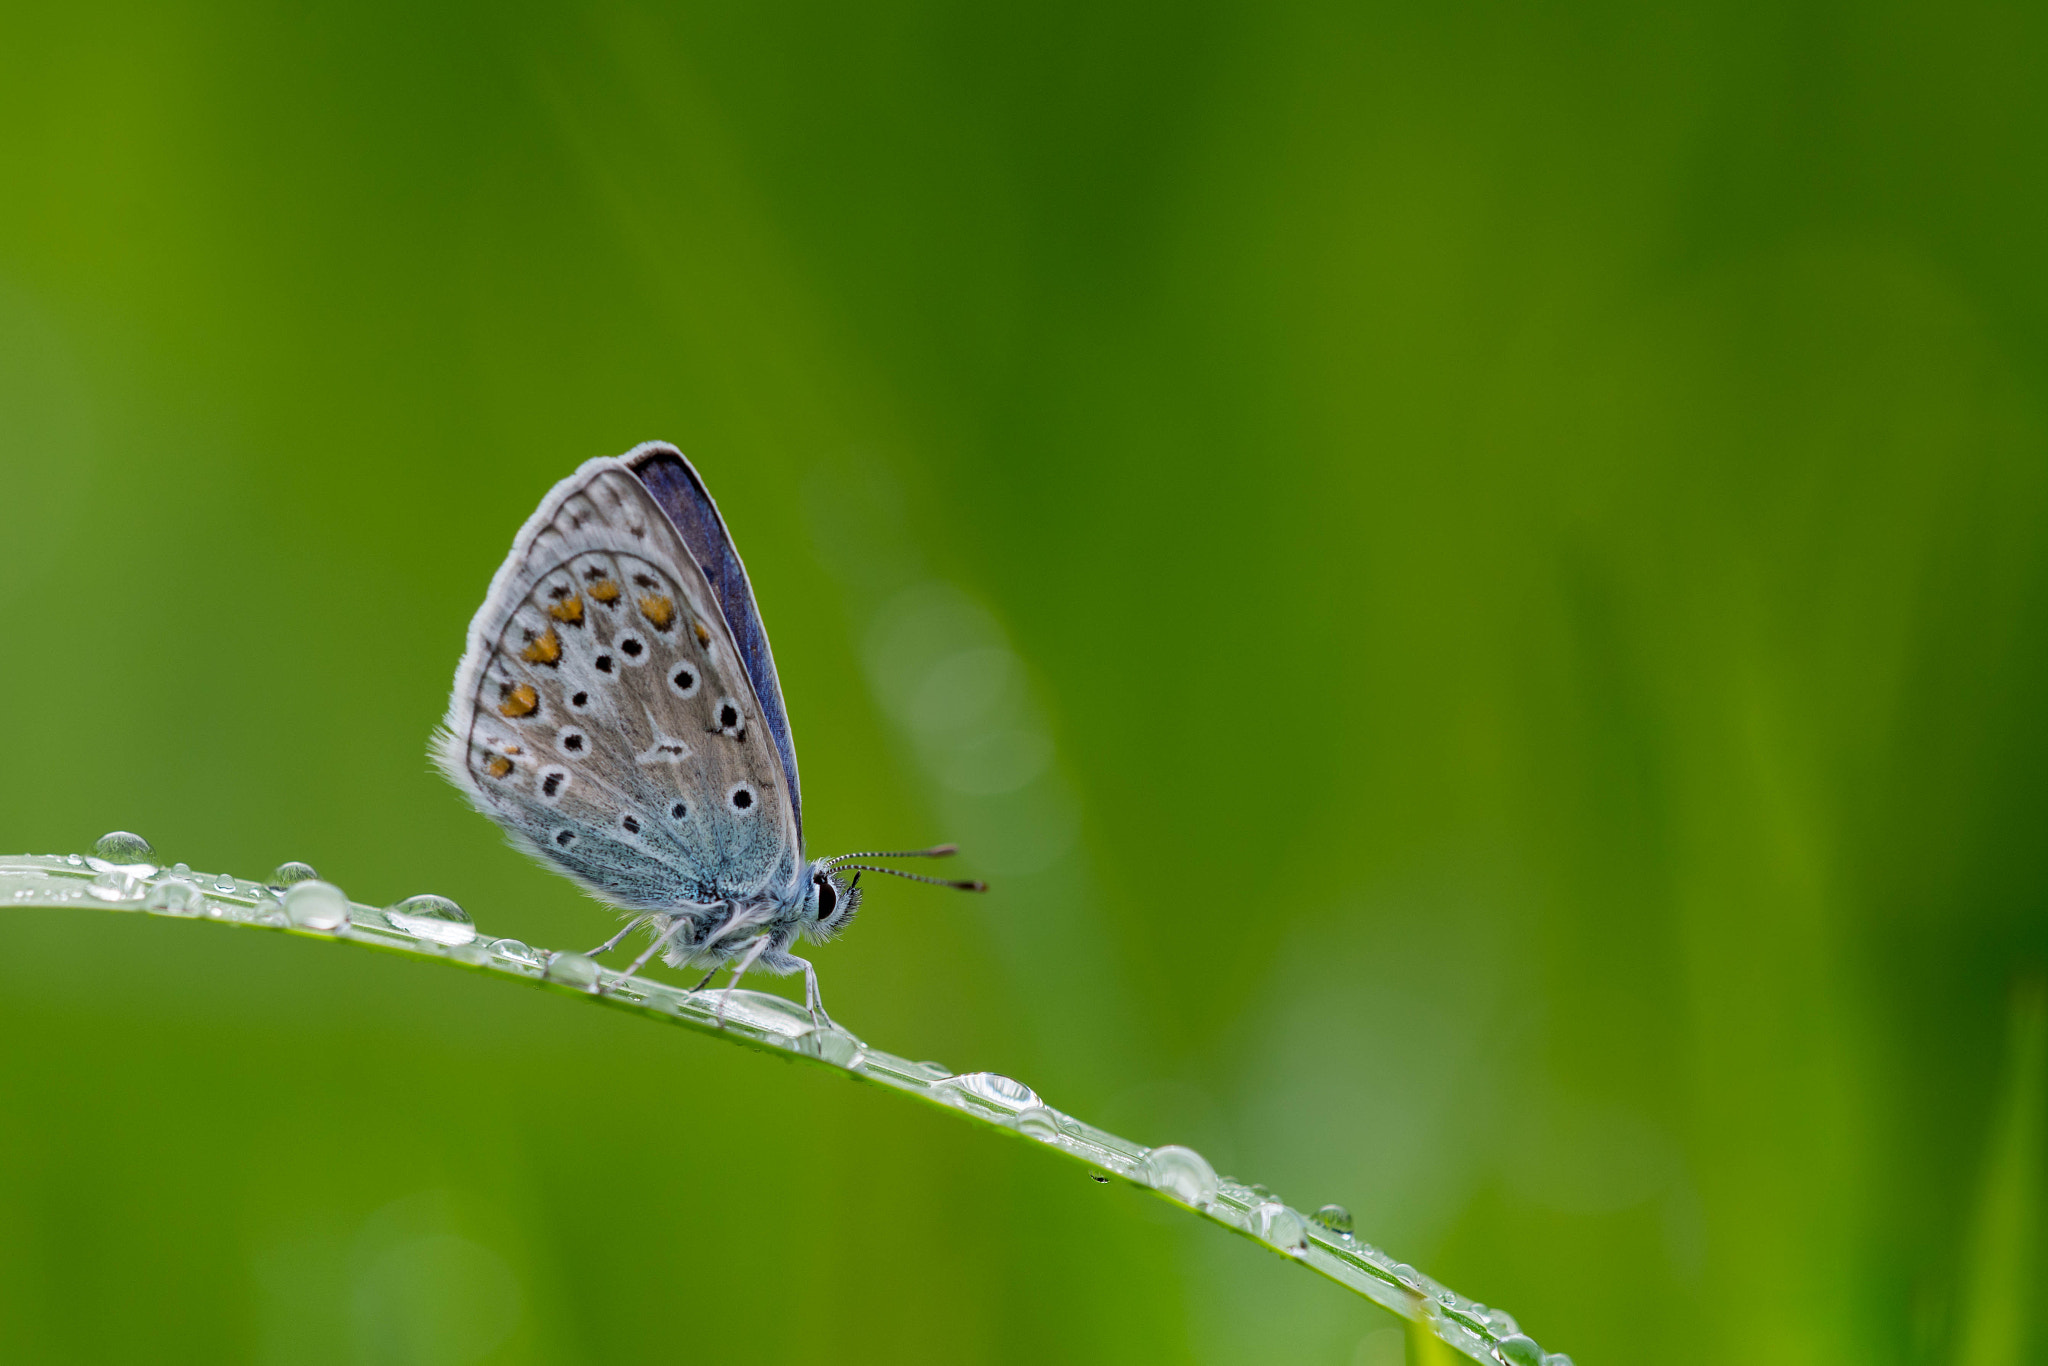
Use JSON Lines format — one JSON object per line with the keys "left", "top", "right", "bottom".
{"left": 0, "top": 844, "right": 1568, "bottom": 1366}
{"left": 1953, "top": 977, "right": 2046, "bottom": 1366}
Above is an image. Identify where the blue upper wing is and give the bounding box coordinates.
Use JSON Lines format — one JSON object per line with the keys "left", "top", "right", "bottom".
{"left": 624, "top": 442, "right": 805, "bottom": 845}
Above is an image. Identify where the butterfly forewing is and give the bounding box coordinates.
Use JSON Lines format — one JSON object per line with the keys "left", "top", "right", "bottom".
{"left": 438, "top": 462, "right": 802, "bottom": 910}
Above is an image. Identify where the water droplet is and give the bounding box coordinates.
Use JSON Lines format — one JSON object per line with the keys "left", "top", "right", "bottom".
{"left": 1013, "top": 1106, "right": 1063, "bottom": 1141}
{"left": 913, "top": 1060, "right": 952, "bottom": 1079}
{"left": 1486, "top": 1309, "right": 1521, "bottom": 1336}
{"left": 933, "top": 1071, "right": 1041, "bottom": 1114}
{"left": 171, "top": 861, "right": 189, "bottom": 873}
{"left": 86, "top": 870, "right": 145, "bottom": 902}
{"left": 65, "top": 854, "right": 85, "bottom": 867}
{"left": 1310, "top": 1203, "right": 1353, "bottom": 1235}
{"left": 545, "top": 951, "right": 599, "bottom": 989}
{"left": 1250, "top": 1201, "right": 1309, "bottom": 1254}
{"left": 1494, "top": 1336, "right": 1543, "bottom": 1366}
{"left": 92, "top": 831, "right": 155, "bottom": 865}
{"left": 487, "top": 938, "right": 543, "bottom": 970}
{"left": 386, "top": 893, "right": 477, "bottom": 946}
{"left": 807, "top": 1029, "right": 864, "bottom": 1067}
{"left": 144, "top": 878, "right": 206, "bottom": 916}
{"left": 212, "top": 873, "right": 237, "bottom": 891}
{"left": 1139, "top": 1144, "right": 1219, "bottom": 1208}
{"left": 1543, "top": 1354, "right": 1575, "bottom": 1366}
{"left": 1090, "top": 1173, "right": 1109, "bottom": 1184}
{"left": 283, "top": 879, "right": 350, "bottom": 930}
{"left": 271, "top": 860, "right": 319, "bottom": 887}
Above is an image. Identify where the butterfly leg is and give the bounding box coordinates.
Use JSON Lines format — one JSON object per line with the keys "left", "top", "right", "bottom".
{"left": 585, "top": 913, "right": 653, "bottom": 959}
{"left": 609, "top": 915, "right": 690, "bottom": 983}
{"left": 713, "top": 935, "right": 773, "bottom": 1027}
{"left": 783, "top": 954, "right": 836, "bottom": 1032}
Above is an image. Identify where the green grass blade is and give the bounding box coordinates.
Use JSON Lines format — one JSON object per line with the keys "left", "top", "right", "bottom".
{"left": 1, "top": 844, "right": 1569, "bottom": 1366}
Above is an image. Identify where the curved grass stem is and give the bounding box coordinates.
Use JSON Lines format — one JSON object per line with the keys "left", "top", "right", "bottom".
{"left": 0, "top": 848, "right": 1564, "bottom": 1366}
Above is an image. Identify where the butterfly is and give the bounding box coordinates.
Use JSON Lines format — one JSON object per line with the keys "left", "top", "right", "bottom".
{"left": 434, "top": 442, "right": 984, "bottom": 1025}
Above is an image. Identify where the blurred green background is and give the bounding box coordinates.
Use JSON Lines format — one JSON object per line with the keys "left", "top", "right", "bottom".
{"left": 2, "top": 1, "right": 2045, "bottom": 1362}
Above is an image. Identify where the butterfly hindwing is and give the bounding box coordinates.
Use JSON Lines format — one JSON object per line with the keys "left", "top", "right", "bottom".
{"left": 437, "top": 459, "right": 802, "bottom": 910}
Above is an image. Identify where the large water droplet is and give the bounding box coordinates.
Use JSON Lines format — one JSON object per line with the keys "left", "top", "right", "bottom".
{"left": 145, "top": 878, "right": 206, "bottom": 916}
{"left": 545, "top": 951, "right": 599, "bottom": 989}
{"left": 1494, "top": 1336, "right": 1544, "bottom": 1366}
{"left": 934, "top": 1071, "right": 1041, "bottom": 1114}
{"left": 271, "top": 860, "right": 319, "bottom": 887}
{"left": 283, "top": 879, "right": 350, "bottom": 930}
{"left": 1310, "top": 1203, "right": 1354, "bottom": 1235}
{"left": 1251, "top": 1201, "right": 1309, "bottom": 1254}
{"left": 1013, "top": 1106, "right": 1063, "bottom": 1141}
{"left": 1139, "top": 1144, "right": 1219, "bottom": 1207}
{"left": 92, "top": 831, "right": 155, "bottom": 865}
{"left": 387, "top": 894, "right": 476, "bottom": 946}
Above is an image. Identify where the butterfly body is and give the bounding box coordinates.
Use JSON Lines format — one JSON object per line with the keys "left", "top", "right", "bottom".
{"left": 436, "top": 445, "right": 863, "bottom": 1006}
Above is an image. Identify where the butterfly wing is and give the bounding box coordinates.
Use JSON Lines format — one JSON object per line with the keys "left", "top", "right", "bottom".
{"left": 436, "top": 456, "right": 802, "bottom": 911}
{"left": 623, "top": 442, "right": 805, "bottom": 844}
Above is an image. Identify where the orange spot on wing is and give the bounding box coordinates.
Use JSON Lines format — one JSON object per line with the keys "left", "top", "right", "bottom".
{"left": 485, "top": 756, "right": 514, "bottom": 779}
{"left": 692, "top": 619, "right": 711, "bottom": 647}
{"left": 588, "top": 579, "right": 621, "bottom": 605}
{"left": 498, "top": 683, "right": 539, "bottom": 718}
{"left": 639, "top": 595, "right": 675, "bottom": 631}
{"left": 547, "top": 595, "right": 584, "bottom": 626}
{"left": 520, "top": 628, "right": 562, "bottom": 666}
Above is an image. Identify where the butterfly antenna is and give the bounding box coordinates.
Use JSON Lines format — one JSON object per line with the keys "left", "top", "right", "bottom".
{"left": 824, "top": 844, "right": 958, "bottom": 866}
{"left": 834, "top": 863, "right": 987, "bottom": 893}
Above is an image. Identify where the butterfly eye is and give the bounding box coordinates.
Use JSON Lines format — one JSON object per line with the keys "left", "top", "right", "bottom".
{"left": 815, "top": 876, "right": 838, "bottom": 922}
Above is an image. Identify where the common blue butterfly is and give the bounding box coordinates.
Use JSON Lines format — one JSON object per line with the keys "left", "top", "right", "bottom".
{"left": 435, "top": 442, "right": 983, "bottom": 1024}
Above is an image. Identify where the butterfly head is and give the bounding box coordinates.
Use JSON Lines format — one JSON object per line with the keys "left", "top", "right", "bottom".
{"left": 800, "top": 845, "right": 986, "bottom": 946}
{"left": 800, "top": 860, "right": 863, "bottom": 942}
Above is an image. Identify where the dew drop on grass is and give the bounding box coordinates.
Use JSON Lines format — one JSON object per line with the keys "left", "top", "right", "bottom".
{"left": 387, "top": 894, "right": 476, "bottom": 946}
{"left": 545, "top": 951, "right": 599, "bottom": 989}
{"left": 283, "top": 879, "right": 350, "bottom": 930}
{"left": 1013, "top": 1106, "right": 1062, "bottom": 1141}
{"left": 1251, "top": 1201, "right": 1310, "bottom": 1255}
{"left": 86, "top": 870, "right": 145, "bottom": 902}
{"left": 145, "top": 878, "right": 206, "bottom": 916}
{"left": 938, "top": 1071, "right": 1041, "bottom": 1113}
{"left": 92, "top": 831, "right": 155, "bottom": 865}
{"left": 271, "top": 860, "right": 319, "bottom": 887}
{"left": 1139, "top": 1144, "right": 1219, "bottom": 1207}
{"left": 488, "top": 938, "right": 543, "bottom": 970}
{"left": 1310, "top": 1203, "right": 1353, "bottom": 1235}
{"left": 1494, "top": 1335, "right": 1544, "bottom": 1366}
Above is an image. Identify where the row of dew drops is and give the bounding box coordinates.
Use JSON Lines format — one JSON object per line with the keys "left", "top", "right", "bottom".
{"left": 68, "top": 832, "right": 1567, "bottom": 1366}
